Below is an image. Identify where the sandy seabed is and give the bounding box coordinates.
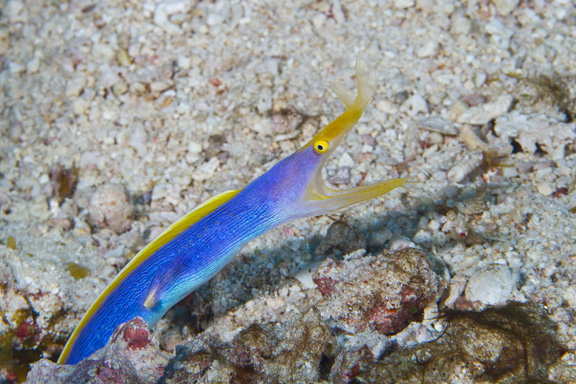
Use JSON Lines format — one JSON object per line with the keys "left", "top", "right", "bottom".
{"left": 1, "top": 0, "right": 576, "bottom": 382}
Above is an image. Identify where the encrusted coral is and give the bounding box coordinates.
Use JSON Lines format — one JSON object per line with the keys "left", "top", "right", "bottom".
{"left": 160, "top": 309, "right": 333, "bottom": 383}
{"left": 313, "top": 248, "right": 445, "bottom": 335}
{"left": 26, "top": 318, "right": 168, "bottom": 384}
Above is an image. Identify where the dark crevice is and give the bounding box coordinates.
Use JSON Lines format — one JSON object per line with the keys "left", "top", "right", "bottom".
{"left": 318, "top": 353, "right": 334, "bottom": 380}
{"left": 510, "top": 139, "right": 523, "bottom": 154}
{"left": 534, "top": 143, "right": 548, "bottom": 156}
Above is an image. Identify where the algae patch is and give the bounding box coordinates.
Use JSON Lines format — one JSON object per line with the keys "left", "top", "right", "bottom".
{"left": 67, "top": 262, "right": 90, "bottom": 279}
{"left": 355, "top": 303, "right": 569, "bottom": 383}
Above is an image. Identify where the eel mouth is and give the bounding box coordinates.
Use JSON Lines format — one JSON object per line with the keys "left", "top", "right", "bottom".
{"left": 301, "top": 56, "right": 407, "bottom": 212}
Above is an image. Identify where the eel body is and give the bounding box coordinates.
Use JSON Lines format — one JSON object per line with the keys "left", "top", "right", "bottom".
{"left": 58, "top": 57, "right": 406, "bottom": 365}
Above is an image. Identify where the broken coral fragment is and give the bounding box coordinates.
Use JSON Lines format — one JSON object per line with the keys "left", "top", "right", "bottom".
{"left": 26, "top": 317, "right": 168, "bottom": 384}
{"left": 312, "top": 248, "right": 445, "bottom": 335}
{"left": 161, "top": 309, "right": 333, "bottom": 383}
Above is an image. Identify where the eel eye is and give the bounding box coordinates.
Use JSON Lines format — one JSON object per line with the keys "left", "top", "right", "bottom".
{"left": 314, "top": 140, "right": 329, "bottom": 154}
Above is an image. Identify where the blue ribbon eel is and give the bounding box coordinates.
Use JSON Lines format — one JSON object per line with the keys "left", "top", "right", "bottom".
{"left": 58, "top": 57, "right": 407, "bottom": 365}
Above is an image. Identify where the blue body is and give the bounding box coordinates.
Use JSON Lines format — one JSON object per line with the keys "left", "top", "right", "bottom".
{"left": 64, "top": 150, "right": 319, "bottom": 364}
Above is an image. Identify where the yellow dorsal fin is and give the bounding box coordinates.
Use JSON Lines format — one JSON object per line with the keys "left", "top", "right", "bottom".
{"left": 101, "top": 189, "right": 240, "bottom": 300}
{"left": 58, "top": 189, "right": 239, "bottom": 364}
{"left": 139, "top": 189, "right": 240, "bottom": 262}
{"left": 328, "top": 56, "right": 376, "bottom": 110}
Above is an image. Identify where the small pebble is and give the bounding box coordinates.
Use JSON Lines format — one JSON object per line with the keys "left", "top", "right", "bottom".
{"left": 418, "top": 116, "right": 458, "bottom": 135}
{"left": 65, "top": 76, "right": 86, "bottom": 98}
{"left": 416, "top": 40, "right": 438, "bottom": 58}
{"left": 492, "top": 0, "right": 519, "bottom": 16}
{"left": 4, "top": 0, "right": 24, "bottom": 20}
{"left": 457, "top": 95, "right": 513, "bottom": 125}
{"left": 394, "top": 0, "right": 415, "bottom": 8}
{"left": 256, "top": 88, "right": 273, "bottom": 114}
{"left": 314, "top": 221, "right": 366, "bottom": 258}
{"left": 428, "top": 132, "right": 443, "bottom": 145}
{"left": 154, "top": 0, "right": 193, "bottom": 34}
{"left": 116, "top": 49, "right": 131, "bottom": 66}
{"left": 447, "top": 151, "right": 484, "bottom": 183}
{"left": 271, "top": 109, "right": 303, "bottom": 134}
{"left": 338, "top": 152, "right": 355, "bottom": 168}
{"left": 400, "top": 94, "right": 429, "bottom": 117}
{"left": 450, "top": 14, "right": 472, "bottom": 35}
{"left": 328, "top": 166, "right": 351, "bottom": 185}
{"left": 465, "top": 265, "right": 517, "bottom": 306}
{"left": 89, "top": 184, "right": 135, "bottom": 234}
{"left": 502, "top": 166, "right": 519, "bottom": 178}
{"left": 27, "top": 57, "right": 40, "bottom": 74}
{"left": 474, "top": 72, "right": 487, "bottom": 88}
{"left": 537, "top": 183, "right": 554, "bottom": 196}
{"left": 376, "top": 99, "right": 397, "bottom": 114}
{"left": 463, "top": 93, "right": 487, "bottom": 107}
